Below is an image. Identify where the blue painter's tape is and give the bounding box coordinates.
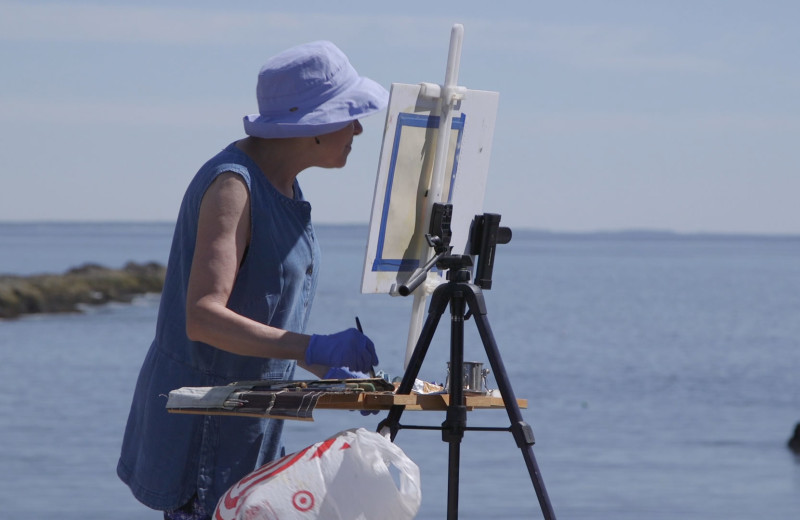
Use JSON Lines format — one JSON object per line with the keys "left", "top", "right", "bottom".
{"left": 372, "top": 113, "right": 466, "bottom": 272}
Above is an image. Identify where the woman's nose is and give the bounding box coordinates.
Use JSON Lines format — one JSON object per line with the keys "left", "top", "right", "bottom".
{"left": 353, "top": 120, "right": 363, "bottom": 136}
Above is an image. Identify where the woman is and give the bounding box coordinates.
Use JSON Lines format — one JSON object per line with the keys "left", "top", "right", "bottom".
{"left": 117, "top": 41, "right": 388, "bottom": 518}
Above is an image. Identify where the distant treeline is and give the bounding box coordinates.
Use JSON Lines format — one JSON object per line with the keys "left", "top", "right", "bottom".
{"left": 0, "top": 262, "right": 166, "bottom": 319}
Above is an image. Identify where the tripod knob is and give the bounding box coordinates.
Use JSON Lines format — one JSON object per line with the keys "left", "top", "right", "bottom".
{"left": 447, "top": 269, "right": 471, "bottom": 283}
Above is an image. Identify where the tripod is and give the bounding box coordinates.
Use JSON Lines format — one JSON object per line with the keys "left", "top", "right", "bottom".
{"left": 378, "top": 208, "right": 557, "bottom": 520}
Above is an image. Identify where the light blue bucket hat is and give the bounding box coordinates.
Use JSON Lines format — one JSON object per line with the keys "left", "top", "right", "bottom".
{"left": 243, "top": 41, "right": 389, "bottom": 139}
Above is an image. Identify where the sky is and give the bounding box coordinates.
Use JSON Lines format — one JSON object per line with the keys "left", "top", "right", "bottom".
{"left": 1, "top": 0, "right": 798, "bottom": 234}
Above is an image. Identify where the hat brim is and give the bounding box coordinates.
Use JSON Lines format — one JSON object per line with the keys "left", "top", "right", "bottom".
{"left": 243, "top": 76, "right": 389, "bottom": 139}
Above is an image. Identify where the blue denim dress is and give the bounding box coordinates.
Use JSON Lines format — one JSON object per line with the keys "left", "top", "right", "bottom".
{"left": 117, "top": 142, "right": 320, "bottom": 513}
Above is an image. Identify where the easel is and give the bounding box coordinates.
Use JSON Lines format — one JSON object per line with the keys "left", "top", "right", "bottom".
{"left": 378, "top": 204, "right": 557, "bottom": 520}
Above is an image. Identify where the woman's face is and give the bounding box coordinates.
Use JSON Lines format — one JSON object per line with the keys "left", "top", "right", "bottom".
{"left": 315, "top": 120, "right": 363, "bottom": 168}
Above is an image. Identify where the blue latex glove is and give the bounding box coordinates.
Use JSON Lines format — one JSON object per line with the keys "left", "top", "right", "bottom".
{"left": 323, "top": 367, "right": 380, "bottom": 416}
{"left": 305, "top": 328, "right": 378, "bottom": 373}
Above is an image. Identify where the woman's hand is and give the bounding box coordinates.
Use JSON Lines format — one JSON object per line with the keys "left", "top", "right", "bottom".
{"left": 305, "top": 328, "right": 379, "bottom": 373}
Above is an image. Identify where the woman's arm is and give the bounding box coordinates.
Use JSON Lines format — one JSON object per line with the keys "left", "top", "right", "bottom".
{"left": 184, "top": 172, "right": 327, "bottom": 375}
{"left": 184, "top": 171, "right": 377, "bottom": 377}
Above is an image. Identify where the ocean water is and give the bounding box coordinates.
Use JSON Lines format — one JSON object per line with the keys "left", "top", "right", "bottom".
{"left": 1, "top": 222, "right": 799, "bottom": 519}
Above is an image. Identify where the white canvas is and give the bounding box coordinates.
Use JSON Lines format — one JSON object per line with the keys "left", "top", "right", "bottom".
{"left": 361, "top": 83, "right": 499, "bottom": 294}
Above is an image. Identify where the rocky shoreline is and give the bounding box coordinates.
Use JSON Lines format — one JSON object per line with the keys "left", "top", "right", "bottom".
{"left": 0, "top": 262, "right": 166, "bottom": 319}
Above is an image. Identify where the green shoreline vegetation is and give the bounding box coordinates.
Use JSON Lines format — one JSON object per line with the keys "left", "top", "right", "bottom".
{"left": 0, "top": 262, "right": 166, "bottom": 319}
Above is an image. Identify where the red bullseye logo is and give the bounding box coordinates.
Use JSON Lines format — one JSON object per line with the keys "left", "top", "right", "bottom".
{"left": 292, "top": 490, "right": 314, "bottom": 512}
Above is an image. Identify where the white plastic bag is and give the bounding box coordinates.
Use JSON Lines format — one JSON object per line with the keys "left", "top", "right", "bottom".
{"left": 215, "top": 427, "right": 421, "bottom": 520}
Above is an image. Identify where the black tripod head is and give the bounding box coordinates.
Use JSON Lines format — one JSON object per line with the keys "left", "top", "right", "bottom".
{"left": 397, "top": 203, "right": 511, "bottom": 295}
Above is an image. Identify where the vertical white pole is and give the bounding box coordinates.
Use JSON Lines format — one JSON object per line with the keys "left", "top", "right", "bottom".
{"left": 404, "top": 24, "right": 464, "bottom": 367}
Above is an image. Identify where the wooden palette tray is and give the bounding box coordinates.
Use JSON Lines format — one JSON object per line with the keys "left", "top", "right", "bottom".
{"left": 166, "top": 378, "right": 526, "bottom": 421}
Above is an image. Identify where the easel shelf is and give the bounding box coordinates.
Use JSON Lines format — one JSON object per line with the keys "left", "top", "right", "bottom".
{"left": 167, "top": 388, "right": 526, "bottom": 420}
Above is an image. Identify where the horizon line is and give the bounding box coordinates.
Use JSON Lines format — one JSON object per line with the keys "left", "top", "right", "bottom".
{"left": 2, "top": 219, "right": 799, "bottom": 239}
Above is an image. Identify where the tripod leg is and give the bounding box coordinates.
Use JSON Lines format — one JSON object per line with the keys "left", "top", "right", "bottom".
{"left": 466, "top": 289, "right": 557, "bottom": 520}
{"left": 377, "top": 285, "right": 452, "bottom": 440}
{"left": 444, "top": 289, "right": 468, "bottom": 520}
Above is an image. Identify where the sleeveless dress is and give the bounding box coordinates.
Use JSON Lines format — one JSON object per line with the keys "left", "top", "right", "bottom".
{"left": 117, "top": 142, "right": 320, "bottom": 513}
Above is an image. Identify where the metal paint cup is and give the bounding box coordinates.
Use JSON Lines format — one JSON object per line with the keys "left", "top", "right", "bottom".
{"left": 446, "top": 361, "right": 490, "bottom": 394}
